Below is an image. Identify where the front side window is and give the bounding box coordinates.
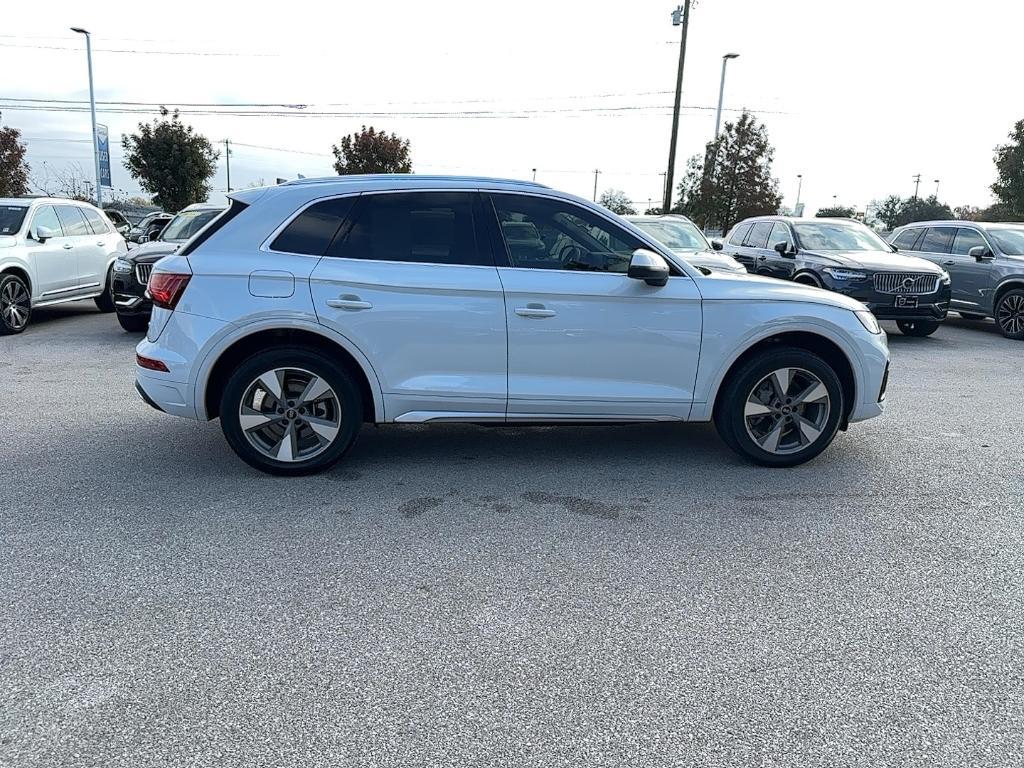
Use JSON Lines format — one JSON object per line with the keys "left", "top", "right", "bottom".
{"left": 987, "top": 227, "right": 1024, "bottom": 256}
{"left": 728, "top": 222, "right": 751, "bottom": 246}
{"left": 271, "top": 196, "right": 355, "bottom": 255}
{"left": 918, "top": 226, "right": 956, "bottom": 254}
{"left": 952, "top": 228, "right": 987, "bottom": 256}
{"left": 767, "top": 222, "right": 791, "bottom": 250}
{"left": 491, "top": 194, "right": 646, "bottom": 273}
{"left": 0, "top": 205, "right": 28, "bottom": 236}
{"left": 632, "top": 219, "right": 708, "bottom": 251}
{"left": 80, "top": 207, "right": 110, "bottom": 235}
{"left": 793, "top": 221, "right": 892, "bottom": 251}
{"left": 892, "top": 229, "right": 922, "bottom": 251}
{"left": 330, "top": 192, "right": 483, "bottom": 266}
{"left": 743, "top": 221, "right": 773, "bottom": 248}
{"left": 30, "top": 206, "right": 63, "bottom": 237}
{"left": 160, "top": 209, "right": 223, "bottom": 242}
{"left": 55, "top": 205, "right": 91, "bottom": 236}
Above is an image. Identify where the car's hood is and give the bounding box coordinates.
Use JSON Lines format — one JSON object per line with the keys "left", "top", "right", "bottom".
{"left": 0, "top": 235, "right": 17, "bottom": 249}
{"left": 801, "top": 249, "right": 943, "bottom": 272}
{"left": 126, "top": 240, "right": 180, "bottom": 263}
{"left": 672, "top": 248, "right": 746, "bottom": 273}
{"left": 697, "top": 270, "right": 867, "bottom": 312}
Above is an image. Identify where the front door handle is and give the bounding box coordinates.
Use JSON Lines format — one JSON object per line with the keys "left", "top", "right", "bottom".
{"left": 943, "top": 260, "right": 955, "bottom": 266}
{"left": 96, "top": 241, "right": 106, "bottom": 247}
{"left": 62, "top": 243, "right": 74, "bottom": 250}
{"left": 515, "top": 304, "right": 556, "bottom": 318}
{"left": 326, "top": 296, "right": 372, "bottom": 311}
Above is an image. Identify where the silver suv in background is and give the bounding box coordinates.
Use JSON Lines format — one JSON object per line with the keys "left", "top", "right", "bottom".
{"left": 890, "top": 221, "right": 1024, "bottom": 339}
{"left": 626, "top": 215, "right": 747, "bottom": 274}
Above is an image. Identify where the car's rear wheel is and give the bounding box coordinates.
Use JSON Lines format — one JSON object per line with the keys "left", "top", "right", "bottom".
{"left": 117, "top": 312, "right": 149, "bottom": 333}
{"left": 714, "top": 348, "right": 844, "bottom": 467}
{"left": 0, "top": 273, "right": 31, "bottom": 335}
{"left": 220, "top": 348, "right": 362, "bottom": 476}
{"left": 897, "top": 319, "right": 940, "bottom": 337}
{"left": 94, "top": 266, "right": 115, "bottom": 313}
{"left": 995, "top": 289, "right": 1024, "bottom": 340}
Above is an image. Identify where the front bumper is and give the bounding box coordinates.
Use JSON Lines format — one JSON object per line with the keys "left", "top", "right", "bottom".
{"left": 111, "top": 267, "right": 153, "bottom": 318}
{"left": 822, "top": 275, "right": 951, "bottom": 321}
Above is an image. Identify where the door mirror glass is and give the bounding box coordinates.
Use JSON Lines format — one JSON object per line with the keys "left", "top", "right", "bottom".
{"left": 968, "top": 245, "right": 993, "bottom": 261}
{"left": 33, "top": 225, "right": 55, "bottom": 242}
{"left": 138, "top": 234, "right": 150, "bottom": 243}
{"left": 710, "top": 239, "right": 724, "bottom": 251}
{"left": 628, "top": 248, "right": 670, "bottom": 286}
{"left": 774, "top": 241, "right": 796, "bottom": 258}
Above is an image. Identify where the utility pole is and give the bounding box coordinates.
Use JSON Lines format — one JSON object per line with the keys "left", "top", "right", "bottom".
{"left": 663, "top": 1, "right": 691, "bottom": 214}
{"left": 532, "top": 168, "right": 537, "bottom": 182}
{"left": 70, "top": 28, "right": 101, "bottom": 208}
{"left": 933, "top": 178, "right": 940, "bottom": 198}
{"left": 795, "top": 174, "right": 803, "bottom": 213}
{"left": 912, "top": 173, "right": 921, "bottom": 200}
{"left": 224, "top": 139, "right": 232, "bottom": 193}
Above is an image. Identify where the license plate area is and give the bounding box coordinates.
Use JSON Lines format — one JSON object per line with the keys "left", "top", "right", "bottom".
{"left": 894, "top": 295, "right": 918, "bottom": 309}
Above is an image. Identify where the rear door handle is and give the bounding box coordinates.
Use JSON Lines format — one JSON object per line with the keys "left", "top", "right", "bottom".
{"left": 63, "top": 243, "right": 74, "bottom": 250}
{"left": 96, "top": 241, "right": 106, "bottom": 247}
{"left": 326, "top": 296, "right": 372, "bottom": 311}
{"left": 515, "top": 304, "right": 556, "bottom": 318}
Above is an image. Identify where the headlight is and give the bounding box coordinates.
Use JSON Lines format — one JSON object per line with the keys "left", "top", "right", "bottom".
{"left": 855, "top": 309, "right": 882, "bottom": 334}
{"left": 113, "top": 258, "right": 133, "bottom": 273}
{"left": 823, "top": 267, "right": 868, "bottom": 280}
{"left": 940, "top": 270, "right": 951, "bottom": 284}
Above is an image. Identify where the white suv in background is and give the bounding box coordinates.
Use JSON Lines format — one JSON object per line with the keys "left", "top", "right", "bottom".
{"left": 135, "top": 176, "right": 890, "bottom": 475}
{"left": 0, "top": 197, "right": 127, "bottom": 334}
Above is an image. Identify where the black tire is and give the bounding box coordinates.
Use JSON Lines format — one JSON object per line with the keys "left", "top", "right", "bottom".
{"left": 0, "top": 273, "right": 32, "bottom": 335}
{"left": 94, "top": 266, "right": 115, "bottom": 313}
{"left": 994, "top": 288, "right": 1024, "bottom": 340}
{"left": 957, "top": 312, "right": 986, "bottom": 321}
{"left": 117, "top": 312, "right": 149, "bottom": 333}
{"left": 220, "top": 347, "right": 363, "bottom": 476}
{"left": 714, "top": 347, "right": 844, "bottom": 468}
{"left": 897, "top": 319, "right": 940, "bottom": 337}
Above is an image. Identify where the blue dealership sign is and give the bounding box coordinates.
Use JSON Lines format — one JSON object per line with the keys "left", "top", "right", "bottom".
{"left": 96, "top": 123, "right": 111, "bottom": 188}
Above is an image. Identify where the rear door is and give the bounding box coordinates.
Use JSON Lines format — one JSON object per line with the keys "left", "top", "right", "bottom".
{"left": 24, "top": 205, "right": 75, "bottom": 297}
{"left": 79, "top": 206, "right": 115, "bottom": 288}
{"left": 915, "top": 225, "right": 958, "bottom": 296}
{"left": 54, "top": 205, "right": 101, "bottom": 293}
{"left": 722, "top": 223, "right": 754, "bottom": 270}
{"left": 949, "top": 227, "right": 995, "bottom": 312}
{"left": 742, "top": 221, "right": 775, "bottom": 275}
{"left": 308, "top": 191, "right": 507, "bottom": 421}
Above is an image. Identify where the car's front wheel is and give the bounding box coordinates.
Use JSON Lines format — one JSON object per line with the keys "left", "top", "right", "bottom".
{"left": 714, "top": 348, "right": 844, "bottom": 467}
{"left": 995, "top": 289, "right": 1024, "bottom": 340}
{"left": 220, "top": 348, "right": 363, "bottom": 476}
{"left": 0, "top": 273, "right": 32, "bottom": 335}
{"left": 897, "top": 319, "right": 940, "bottom": 337}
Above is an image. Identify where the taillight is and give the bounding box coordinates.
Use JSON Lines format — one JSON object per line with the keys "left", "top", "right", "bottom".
{"left": 148, "top": 272, "right": 191, "bottom": 310}
{"left": 136, "top": 353, "right": 169, "bottom": 372}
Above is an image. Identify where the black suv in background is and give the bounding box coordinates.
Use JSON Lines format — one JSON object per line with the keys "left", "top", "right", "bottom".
{"left": 889, "top": 220, "right": 1024, "bottom": 339}
{"left": 111, "top": 203, "right": 225, "bottom": 331}
{"left": 721, "top": 216, "right": 952, "bottom": 336}
{"left": 126, "top": 211, "right": 172, "bottom": 244}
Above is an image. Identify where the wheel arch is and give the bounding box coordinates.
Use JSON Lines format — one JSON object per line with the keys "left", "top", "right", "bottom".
{"left": 200, "top": 325, "right": 383, "bottom": 423}
{"left": 792, "top": 270, "right": 822, "bottom": 287}
{"left": 1, "top": 264, "right": 33, "bottom": 298}
{"left": 994, "top": 278, "right": 1024, "bottom": 310}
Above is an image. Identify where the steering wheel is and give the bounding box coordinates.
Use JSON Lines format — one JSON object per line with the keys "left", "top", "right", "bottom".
{"left": 557, "top": 243, "right": 586, "bottom": 265}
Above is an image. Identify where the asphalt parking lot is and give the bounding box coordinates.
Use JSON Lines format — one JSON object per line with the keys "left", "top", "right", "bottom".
{"left": 2, "top": 302, "right": 1022, "bottom": 768}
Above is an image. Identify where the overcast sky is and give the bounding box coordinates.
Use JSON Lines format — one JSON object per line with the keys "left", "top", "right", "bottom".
{"left": 2, "top": 0, "right": 1019, "bottom": 214}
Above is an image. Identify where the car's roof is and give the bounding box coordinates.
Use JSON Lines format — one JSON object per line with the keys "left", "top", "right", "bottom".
{"left": 278, "top": 174, "right": 549, "bottom": 190}
{"left": 0, "top": 196, "right": 94, "bottom": 207}
{"left": 625, "top": 214, "right": 697, "bottom": 223}
{"left": 178, "top": 203, "right": 225, "bottom": 212}
{"left": 894, "top": 219, "right": 1024, "bottom": 229}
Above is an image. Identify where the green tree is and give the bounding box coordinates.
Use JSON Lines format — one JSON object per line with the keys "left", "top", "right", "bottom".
{"left": 677, "top": 110, "right": 782, "bottom": 231}
{"left": 598, "top": 188, "right": 637, "bottom": 216}
{"left": 0, "top": 115, "right": 30, "bottom": 197}
{"left": 873, "top": 195, "right": 903, "bottom": 230}
{"left": 121, "top": 108, "right": 219, "bottom": 212}
{"left": 991, "top": 118, "right": 1024, "bottom": 217}
{"left": 332, "top": 126, "right": 412, "bottom": 174}
{"left": 815, "top": 205, "right": 856, "bottom": 218}
{"left": 870, "top": 194, "right": 953, "bottom": 229}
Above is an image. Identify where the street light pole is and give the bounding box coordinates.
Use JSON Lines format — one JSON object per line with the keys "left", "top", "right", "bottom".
{"left": 713, "top": 53, "right": 740, "bottom": 140}
{"left": 663, "top": 1, "right": 691, "bottom": 214}
{"left": 71, "top": 27, "right": 101, "bottom": 208}
{"left": 593, "top": 169, "right": 601, "bottom": 202}
{"left": 224, "top": 138, "right": 232, "bottom": 192}
{"left": 795, "top": 174, "right": 803, "bottom": 213}
{"left": 934, "top": 179, "right": 940, "bottom": 198}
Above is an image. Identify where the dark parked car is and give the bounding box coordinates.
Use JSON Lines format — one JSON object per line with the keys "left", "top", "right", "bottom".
{"left": 102, "top": 209, "right": 132, "bottom": 237}
{"left": 111, "top": 203, "right": 225, "bottom": 331}
{"left": 126, "top": 211, "right": 172, "bottom": 244}
{"left": 721, "top": 216, "right": 951, "bottom": 336}
{"left": 888, "top": 220, "right": 1024, "bottom": 339}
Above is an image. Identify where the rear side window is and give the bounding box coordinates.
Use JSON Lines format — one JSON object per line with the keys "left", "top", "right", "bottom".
{"left": 329, "top": 192, "right": 484, "bottom": 266}
{"left": 918, "top": 226, "right": 956, "bottom": 254}
{"left": 55, "top": 205, "right": 91, "bottom": 236}
{"left": 744, "top": 221, "right": 773, "bottom": 248}
{"left": 728, "top": 223, "right": 751, "bottom": 245}
{"left": 270, "top": 196, "right": 355, "bottom": 256}
{"left": 80, "top": 207, "right": 110, "bottom": 234}
{"left": 892, "top": 229, "right": 922, "bottom": 251}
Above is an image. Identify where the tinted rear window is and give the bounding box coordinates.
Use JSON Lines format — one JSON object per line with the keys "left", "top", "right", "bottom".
{"left": 728, "top": 223, "right": 751, "bottom": 245}
{"left": 55, "top": 205, "right": 91, "bottom": 236}
{"left": 271, "top": 196, "right": 355, "bottom": 256}
{"left": 892, "top": 229, "right": 921, "bottom": 251}
{"left": 81, "top": 207, "right": 110, "bottom": 235}
{"left": 919, "top": 227, "right": 956, "bottom": 254}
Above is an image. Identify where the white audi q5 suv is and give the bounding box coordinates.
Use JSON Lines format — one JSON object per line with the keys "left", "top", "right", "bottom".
{"left": 134, "top": 176, "right": 889, "bottom": 475}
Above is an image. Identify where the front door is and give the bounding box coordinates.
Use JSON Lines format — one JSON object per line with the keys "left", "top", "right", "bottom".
{"left": 949, "top": 227, "right": 996, "bottom": 312}
{"left": 764, "top": 221, "right": 797, "bottom": 280}
{"left": 308, "top": 191, "right": 507, "bottom": 421}
{"left": 487, "top": 192, "right": 702, "bottom": 420}
{"left": 24, "top": 205, "right": 76, "bottom": 298}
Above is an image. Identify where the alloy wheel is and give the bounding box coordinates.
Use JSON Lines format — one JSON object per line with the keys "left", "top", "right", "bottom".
{"left": 997, "top": 293, "right": 1024, "bottom": 336}
{"left": 743, "top": 367, "right": 831, "bottom": 455}
{"left": 238, "top": 367, "right": 342, "bottom": 463}
{"left": 1, "top": 279, "right": 30, "bottom": 331}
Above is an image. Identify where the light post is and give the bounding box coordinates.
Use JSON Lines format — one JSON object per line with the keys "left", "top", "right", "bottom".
{"left": 713, "top": 53, "right": 740, "bottom": 140}
{"left": 70, "top": 27, "right": 101, "bottom": 208}
{"left": 934, "top": 179, "right": 940, "bottom": 198}
{"left": 795, "top": 174, "right": 803, "bottom": 213}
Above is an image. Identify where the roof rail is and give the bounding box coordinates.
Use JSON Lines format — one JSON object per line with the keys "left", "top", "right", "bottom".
{"left": 280, "top": 174, "right": 548, "bottom": 188}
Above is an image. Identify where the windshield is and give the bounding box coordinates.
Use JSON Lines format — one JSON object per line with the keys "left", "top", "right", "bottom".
{"left": 632, "top": 219, "right": 709, "bottom": 251}
{"left": 988, "top": 227, "right": 1024, "bottom": 256}
{"left": 0, "top": 205, "right": 28, "bottom": 236}
{"left": 160, "top": 209, "right": 222, "bottom": 242}
{"left": 793, "top": 221, "right": 892, "bottom": 252}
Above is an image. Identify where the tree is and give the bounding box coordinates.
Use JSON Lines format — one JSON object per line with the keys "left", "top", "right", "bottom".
{"left": 869, "top": 194, "right": 953, "bottom": 229}
{"left": 332, "top": 126, "right": 412, "bottom": 175}
{"left": 873, "top": 195, "right": 903, "bottom": 230}
{"left": 991, "top": 118, "right": 1024, "bottom": 218}
{"left": 598, "top": 188, "right": 636, "bottom": 216}
{"left": 0, "top": 115, "right": 30, "bottom": 197}
{"left": 121, "top": 107, "right": 219, "bottom": 212}
{"left": 953, "top": 205, "right": 983, "bottom": 221}
{"left": 30, "top": 161, "right": 93, "bottom": 201}
{"left": 815, "top": 205, "right": 856, "bottom": 218}
{"left": 676, "top": 110, "right": 782, "bottom": 232}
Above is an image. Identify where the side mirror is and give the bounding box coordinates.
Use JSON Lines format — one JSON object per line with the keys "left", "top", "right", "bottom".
{"left": 710, "top": 239, "right": 724, "bottom": 251}
{"left": 32, "top": 225, "right": 56, "bottom": 242}
{"left": 628, "top": 249, "right": 670, "bottom": 287}
{"left": 968, "top": 245, "right": 994, "bottom": 262}
{"left": 774, "top": 241, "right": 796, "bottom": 258}
{"left": 138, "top": 234, "right": 150, "bottom": 244}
